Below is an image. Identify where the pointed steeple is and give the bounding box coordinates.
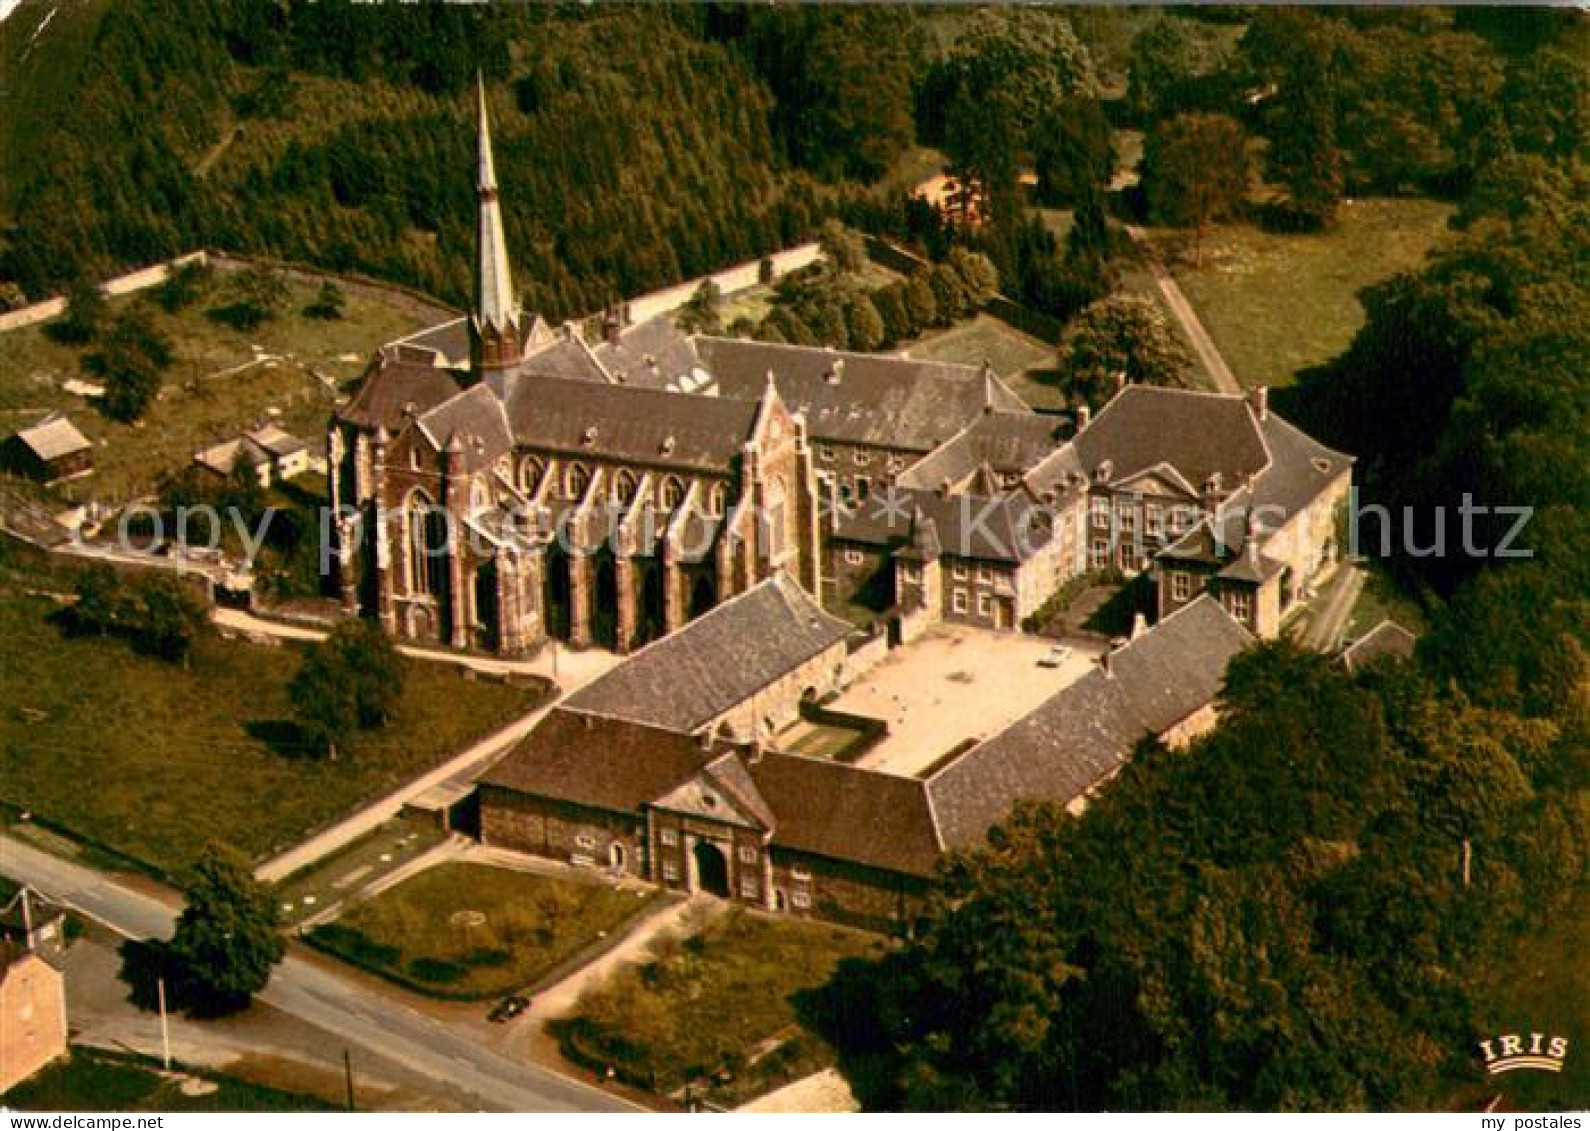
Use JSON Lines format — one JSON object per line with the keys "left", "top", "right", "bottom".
{"left": 471, "top": 74, "right": 524, "bottom": 387}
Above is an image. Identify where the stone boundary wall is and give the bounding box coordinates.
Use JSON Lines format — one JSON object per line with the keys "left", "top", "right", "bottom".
{"left": 616, "top": 242, "right": 821, "bottom": 326}
{"left": 0, "top": 250, "right": 460, "bottom": 336}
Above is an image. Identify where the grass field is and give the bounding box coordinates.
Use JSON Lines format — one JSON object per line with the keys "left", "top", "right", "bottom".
{"left": 903, "top": 314, "right": 1063, "bottom": 409}
{"left": 0, "top": 274, "right": 435, "bottom": 503}
{"left": 2, "top": 1046, "right": 331, "bottom": 1113}
{"left": 309, "top": 863, "right": 657, "bottom": 1000}
{"left": 0, "top": 584, "right": 537, "bottom": 876}
{"left": 774, "top": 722, "right": 867, "bottom": 762}
{"left": 1151, "top": 197, "right": 1456, "bottom": 387}
{"left": 555, "top": 908, "right": 882, "bottom": 1105}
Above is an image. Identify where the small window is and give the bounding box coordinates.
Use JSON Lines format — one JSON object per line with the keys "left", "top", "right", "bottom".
{"left": 1171, "top": 571, "right": 1192, "bottom": 602}
{"left": 1118, "top": 507, "right": 1137, "bottom": 532}
{"left": 739, "top": 845, "right": 758, "bottom": 864}
{"left": 952, "top": 589, "right": 968, "bottom": 614}
{"left": 739, "top": 878, "right": 760, "bottom": 900}
{"left": 791, "top": 863, "right": 811, "bottom": 881}
{"left": 1146, "top": 504, "right": 1164, "bottom": 537}
{"left": 791, "top": 889, "right": 811, "bottom": 909}
{"left": 709, "top": 482, "right": 729, "bottom": 517}
{"left": 613, "top": 469, "right": 637, "bottom": 505}
{"left": 976, "top": 564, "right": 991, "bottom": 584}
{"left": 900, "top": 563, "right": 921, "bottom": 585}
{"left": 886, "top": 454, "right": 905, "bottom": 472}
{"left": 564, "top": 462, "right": 590, "bottom": 499}
{"left": 1228, "top": 589, "right": 1254, "bottom": 623}
{"left": 1091, "top": 539, "right": 1110, "bottom": 568}
{"left": 952, "top": 563, "right": 969, "bottom": 581}
{"left": 409, "top": 449, "right": 422, "bottom": 472}
{"left": 855, "top": 475, "right": 871, "bottom": 500}
{"left": 1090, "top": 497, "right": 1110, "bottom": 528}
{"left": 853, "top": 449, "right": 872, "bottom": 467}
{"left": 576, "top": 833, "right": 596, "bottom": 851}
{"left": 977, "top": 592, "right": 992, "bottom": 616}
{"left": 844, "top": 548, "right": 864, "bottom": 566}
{"left": 660, "top": 829, "right": 678, "bottom": 847}
{"left": 662, "top": 861, "right": 680, "bottom": 881}
{"left": 819, "top": 445, "right": 836, "bottom": 462}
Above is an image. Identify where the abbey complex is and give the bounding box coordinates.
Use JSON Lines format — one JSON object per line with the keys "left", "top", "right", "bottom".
{"left": 329, "top": 85, "right": 1354, "bottom": 928}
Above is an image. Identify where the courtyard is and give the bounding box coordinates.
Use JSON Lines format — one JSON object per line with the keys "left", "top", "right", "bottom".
{"left": 779, "top": 624, "right": 1103, "bottom": 778}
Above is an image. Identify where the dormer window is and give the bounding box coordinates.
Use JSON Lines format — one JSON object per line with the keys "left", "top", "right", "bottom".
{"left": 582, "top": 426, "right": 599, "bottom": 446}
{"left": 565, "top": 462, "right": 590, "bottom": 499}
{"left": 661, "top": 476, "right": 685, "bottom": 510}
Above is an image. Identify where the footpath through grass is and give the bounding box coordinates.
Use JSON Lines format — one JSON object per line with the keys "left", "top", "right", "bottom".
{"left": 309, "top": 862, "right": 657, "bottom": 1000}
{"left": 1154, "top": 197, "right": 1456, "bottom": 388}
{"left": 2, "top": 1046, "right": 331, "bottom": 1113}
{"left": 555, "top": 908, "right": 883, "bottom": 1106}
{"left": 0, "top": 581, "right": 538, "bottom": 876}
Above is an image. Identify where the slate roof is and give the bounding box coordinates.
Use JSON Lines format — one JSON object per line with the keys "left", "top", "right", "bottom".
{"left": 519, "top": 334, "right": 612, "bottom": 385}
{"left": 12, "top": 416, "right": 90, "bottom": 461}
{"left": 592, "top": 317, "right": 707, "bottom": 391}
{"left": 750, "top": 752, "right": 943, "bottom": 877}
{"left": 562, "top": 573, "right": 853, "bottom": 733}
{"left": 482, "top": 710, "right": 712, "bottom": 814}
{"left": 899, "top": 412, "right": 1067, "bottom": 490}
{"left": 1073, "top": 385, "right": 1270, "bottom": 489}
{"left": 927, "top": 596, "right": 1252, "bottom": 849}
{"left": 338, "top": 357, "right": 463, "bottom": 432}
{"left": 393, "top": 317, "right": 471, "bottom": 368}
{"left": 833, "top": 485, "right": 1056, "bottom": 563}
{"left": 415, "top": 383, "right": 514, "bottom": 472}
{"left": 928, "top": 668, "right": 1144, "bottom": 849}
{"left": 1342, "top": 620, "right": 1419, "bottom": 671}
{"left": 698, "top": 337, "right": 1027, "bottom": 451}
{"left": 503, "top": 376, "right": 758, "bottom": 473}
{"left": 1248, "top": 411, "right": 1354, "bottom": 519}
{"left": 1106, "top": 595, "right": 1255, "bottom": 733}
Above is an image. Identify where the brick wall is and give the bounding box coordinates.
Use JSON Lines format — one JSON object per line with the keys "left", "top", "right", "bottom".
{"left": 479, "top": 787, "right": 646, "bottom": 874}
{"left": 0, "top": 954, "right": 67, "bottom": 1092}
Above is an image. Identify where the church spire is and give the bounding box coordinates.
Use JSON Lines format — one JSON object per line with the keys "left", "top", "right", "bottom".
{"left": 472, "top": 73, "right": 523, "bottom": 385}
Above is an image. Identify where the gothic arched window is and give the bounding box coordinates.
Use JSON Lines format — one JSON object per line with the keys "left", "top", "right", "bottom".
{"left": 708, "top": 482, "right": 729, "bottom": 517}
{"left": 564, "top": 462, "right": 590, "bottom": 500}
{"left": 661, "top": 475, "right": 686, "bottom": 511}
{"left": 519, "top": 456, "right": 544, "bottom": 494}
{"left": 614, "top": 469, "right": 638, "bottom": 505}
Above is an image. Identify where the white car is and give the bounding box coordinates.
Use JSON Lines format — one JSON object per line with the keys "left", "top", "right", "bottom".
{"left": 1038, "top": 644, "right": 1073, "bottom": 669}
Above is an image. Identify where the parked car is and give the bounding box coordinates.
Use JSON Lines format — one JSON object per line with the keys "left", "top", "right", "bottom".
{"left": 1038, "top": 644, "right": 1072, "bottom": 669}
{"left": 488, "top": 995, "right": 530, "bottom": 1022}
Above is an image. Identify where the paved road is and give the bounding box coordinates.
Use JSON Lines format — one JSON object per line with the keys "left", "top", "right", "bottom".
{"left": 1302, "top": 563, "right": 1365, "bottom": 653}
{"left": 0, "top": 835, "right": 640, "bottom": 1113}
{"left": 1124, "top": 225, "right": 1241, "bottom": 394}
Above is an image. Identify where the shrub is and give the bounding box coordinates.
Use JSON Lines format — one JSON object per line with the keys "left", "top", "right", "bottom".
{"left": 408, "top": 957, "right": 467, "bottom": 984}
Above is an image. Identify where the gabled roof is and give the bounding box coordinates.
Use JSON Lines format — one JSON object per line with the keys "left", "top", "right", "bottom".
{"left": 750, "top": 752, "right": 943, "bottom": 877}
{"left": 392, "top": 318, "right": 471, "bottom": 369}
{"left": 415, "top": 383, "right": 514, "bottom": 472}
{"left": 519, "top": 333, "right": 612, "bottom": 385}
{"left": 11, "top": 415, "right": 90, "bottom": 461}
{"left": 591, "top": 317, "right": 706, "bottom": 391}
{"left": 698, "top": 337, "right": 1026, "bottom": 451}
{"left": 482, "top": 710, "right": 714, "bottom": 815}
{"left": 835, "top": 485, "right": 1056, "bottom": 563}
{"left": 1342, "top": 620, "right": 1418, "bottom": 671}
{"left": 898, "top": 412, "right": 1066, "bottom": 490}
{"left": 562, "top": 574, "right": 852, "bottom": 734}
{"left": 1073, "top": 385, "right": 1270, "bottom": 490}
{"left": 1106, "top": 596, "right": 1255, "bottom": 733}
{"left": 503, "top": 376, "right": 759, "bottom": 473}
{"left": 927, "top": 596, "right": 1252, "bottom": 849}
{"left": 338, "top": 357, "right": 464, "bottom": 431}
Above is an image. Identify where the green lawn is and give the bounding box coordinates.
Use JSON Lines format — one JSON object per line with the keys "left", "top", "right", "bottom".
{"left": 1345, "top": 564, "right": 1430, "bottom": 640}
{"left": 309, "top": 862, "right": 657, "bottom": 1000}
{"left": 555, "top": 908, "right": 882, "bottom": 1105}
{"left": 1151, "top": 197, "right": 1456, "bottom": 388}
{"left": 0, "top": 584, "right": 538, "bottom": 876}
{"left": 775, "top": 722, "right": 867, "bottom": 762}
{"left": 903, "top": 314, "right": 1063, "bottom": 409}
{"left": 2, "top": 1046, "right": 332, "bottom": 1113}
{"left": 0, "top": 273, "right": 436, "bottom": 504}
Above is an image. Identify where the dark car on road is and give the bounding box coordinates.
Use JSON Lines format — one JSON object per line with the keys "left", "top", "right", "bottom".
{"left": 488, "top": 995, "right": 530, "bottom": 1022}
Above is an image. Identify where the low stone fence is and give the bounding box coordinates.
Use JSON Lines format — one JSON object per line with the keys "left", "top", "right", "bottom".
{"left": 615, "top": 242, "right": 821, "bottom": 326}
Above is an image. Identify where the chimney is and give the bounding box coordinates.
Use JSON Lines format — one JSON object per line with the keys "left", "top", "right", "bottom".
{"left": 1248, "top": 386, "right": 1269, "bottom": 421}
{"left": 1131, "top": 611, "right": 1148, "bottom": 640}
{"left": 1076, "top": 403, "right": 1092, "bottom": 431}
{"left": 603, "top": 308, "right": 621, "bottom": 346}
{"left": 1203, "top": 471, "right": 1224, "bottom": 509}
{"left": 825, "top": 358, "right": 844, "bottom": 386}
{"left": 1113, "top": 369, "right": 1127, "bottom": 393}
